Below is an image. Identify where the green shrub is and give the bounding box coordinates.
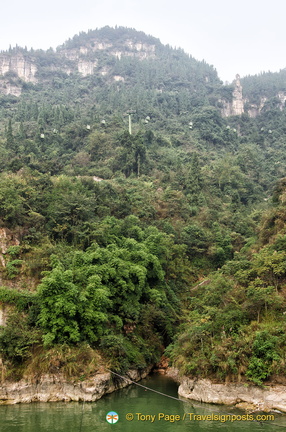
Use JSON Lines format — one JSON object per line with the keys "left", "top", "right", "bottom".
{"left": 0, "top": 312, "right": 41, "bottom": 364}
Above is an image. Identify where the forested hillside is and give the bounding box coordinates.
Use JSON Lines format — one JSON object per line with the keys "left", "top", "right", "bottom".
{"left": 0, "top": 26, "right": 286, "bottom": 385}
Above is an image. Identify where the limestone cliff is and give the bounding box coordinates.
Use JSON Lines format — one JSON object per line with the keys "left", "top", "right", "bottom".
{"left": 167, "top": 368, "right": 286, "bottom": 413}
{"left": 0, "top": 367, "right": 152, "bottom": 404}
{"left": 0, "top": 36, "right": 157, "bottom": 95}
{"left": 60, "top": 39, "right": 156, "bottom": 62}
{"left": 246, "top": 91, "right": 286, "bottom": 117}
{"left": 0, "top": 53, "right": 38, "bottom": 96}
{"left": 220, "top": 74, "right": 286, "bottom": 118}
{"left": 0, "top": 228, "right": 20, "bottom": 269}
{"left": 221, "top": 74, "right": 244, "bottom": 117}
{"left": 0, "top": 79, "right": 22, "bottom": 97}
{"left": 0, "top": 54, "right": 37, "bottom": 83}
{"left": 58, "top": 38, "right": 156, "bottom": 77}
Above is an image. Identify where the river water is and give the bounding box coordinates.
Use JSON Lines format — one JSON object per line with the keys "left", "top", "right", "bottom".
{"left": 1, "top": 374, "right": 285, "bottom": 431}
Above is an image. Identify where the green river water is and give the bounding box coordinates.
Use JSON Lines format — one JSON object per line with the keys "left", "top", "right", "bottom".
{"left": 1, "top": 374, "right": 285, "bottom": 431}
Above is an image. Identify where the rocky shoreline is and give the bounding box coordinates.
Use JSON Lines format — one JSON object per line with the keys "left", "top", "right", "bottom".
{"left": 0, "top": 367, "right": 152, "bottom": 404}
{"left": 166, "top": 368, "right": 286, "bottom": 413}
{"left": 1, "top": 365, "right": 286, "bottom": 413}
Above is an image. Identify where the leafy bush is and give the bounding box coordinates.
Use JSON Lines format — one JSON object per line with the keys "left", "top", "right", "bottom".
{"left": 37, "top": 217, "right": 180, "bottom": 351}
{"left": 0, "top": 312, "right": 41, "bottom": 364}
{"left": 246, "top": 331, "right": 280, "bottom": 385}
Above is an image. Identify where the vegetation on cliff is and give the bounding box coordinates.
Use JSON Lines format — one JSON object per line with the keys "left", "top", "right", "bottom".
{"left": 0, "top": 27, "right": 286, "bottom": 384}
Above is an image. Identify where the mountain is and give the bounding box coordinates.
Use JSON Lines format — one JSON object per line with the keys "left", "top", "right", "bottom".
{"left": 1, "top": 26, "right": 286, "bottom": 155}
{"left": 0, "top": 26, "right": 220, "bottom": 116}
{"left": 2, "top": 27, "right": 286, "bottom": 122}
{"left": 1, "top": 27, "right": 286, "bottom": 387}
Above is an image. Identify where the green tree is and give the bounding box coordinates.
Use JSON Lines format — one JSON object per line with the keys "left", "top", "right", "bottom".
{"left": 6, "top": 119, "right": 18, "bottom": 153}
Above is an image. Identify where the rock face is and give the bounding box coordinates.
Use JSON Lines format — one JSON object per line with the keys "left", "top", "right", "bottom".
{"left": 0, "top": 53, "right": 37, "bottom": 95}
{"left": 0, "top": 368, "right": 152, "bottom": 404}
{"left": 231, "top": 75, "right": 244, "bottom": 115}
{"left": 173, "top": 373, "right": 286, "bottom": 413}
{"left": 59, "top": 38, "right": 156, "bottom": 77}
{"left": 246, "top": 91, "right": 286, "bottom": 118}
{"left": 246, "top": 97, "right": 268, "bottom": 118}
{"left": 221, "top": 74, "right": 244, "bottom": 117}
{"left": 77, "top": 59, "right": 98, "bottom": 77}
{"left": 0, "top": 80, "right": 22, "bottom": 96}
{"left": 61, "top": 39, "right": 155, "bottom": 63}
{"left": 0, "top": 54, "right": 37, "bottom": 83}
{"left": 0, "top": 228, "right": 20, "bottom": 269}
{"left": 221, "top": 76, "right": 286, "bottom": 118}
{"left": 0, "top": 304, "right": 11, "bottom": 327}
{"left": 116, "top": 40, "right": 156, "bottom": 60}
{"left": 0, "top": 37, "right": 156, "bottom": 95}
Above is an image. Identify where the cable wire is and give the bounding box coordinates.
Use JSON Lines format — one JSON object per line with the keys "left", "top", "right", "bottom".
{"left": 106, "top": 368, "right": 183, "bottom": 402}
{"left": 106, "top": 368, "right": 286, "bottom": 428}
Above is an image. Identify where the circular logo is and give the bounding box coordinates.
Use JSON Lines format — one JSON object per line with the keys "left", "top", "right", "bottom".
{"left": 106, "top": 411, "right": 119, "bottom": 424}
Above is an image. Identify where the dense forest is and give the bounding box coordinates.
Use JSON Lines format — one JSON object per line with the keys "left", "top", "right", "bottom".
{"left": 1, "top": 26, "right": 286, "bottom": 386}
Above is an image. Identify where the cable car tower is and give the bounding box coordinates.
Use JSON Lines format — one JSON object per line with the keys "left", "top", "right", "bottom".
{"left": 126, "top": 109, "right": 136, "bottom": 134}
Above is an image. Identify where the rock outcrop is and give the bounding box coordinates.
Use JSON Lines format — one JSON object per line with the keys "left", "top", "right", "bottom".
{"left": 0, "top": 368, "right": 152, "bottom": 404}
{"left": 0, "top": 80, "right": 22, "bottom": 96}
{"left": 221, "top": 74, "right": 244, "bottom": 117}
{"left": 221, "top": 75, "right": 286, "bottom": 118}
{"left": 246, "top": 91, "right": 286, "bottom": 118}
{"left": 0, "top": 228, "right": 20, "bottom": 269}
{"left": 0, "top": 54, "right": 37, "bottom": 83}
{"left": 166, "top": 369, "right": 286, "bottom": 413}
{"left": 0, "top": 37, "right": 156, "bottom": 95}
{"left": 0, "top": 53, "right": 37, "bottom": 95}
{"left": 0, "top": 305, "right": 9, "bottom": 327}
{"left": 59, "top": 38, "right": 156, "bottom": 77}
{"left": 231, "top": 75, "right": 244, "bottom": 115}
{"left": 246, "top": 97, "right": 268, "bottom": 118}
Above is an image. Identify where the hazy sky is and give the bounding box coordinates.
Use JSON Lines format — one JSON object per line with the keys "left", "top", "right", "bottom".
{"left": 1, "top": 0, "right": 285, "bottom": 82}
